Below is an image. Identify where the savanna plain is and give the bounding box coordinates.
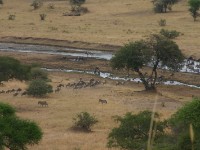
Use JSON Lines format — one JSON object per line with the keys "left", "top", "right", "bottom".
{"left": 0, "top": 0, "right": 200, "bottom": 150}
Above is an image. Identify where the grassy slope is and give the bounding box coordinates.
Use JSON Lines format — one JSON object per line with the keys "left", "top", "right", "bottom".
{"left": 0, "top": 72, "right": 199, "bottom": 150}
{"left": 0, "top": 0, "right": 200, "bottom": 58}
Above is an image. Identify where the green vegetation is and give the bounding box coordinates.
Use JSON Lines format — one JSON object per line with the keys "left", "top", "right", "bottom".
{"left": 0, "top": 56, "right": 31, "bottom": 83}
{"left": 188, "top": 0, "right": 200, "bottom": 21}
{"left": 152, "top": 0, "right": 179, "bottom": 13}
{"left": 107, "top": 111, "right": 165, "bottom": 150}
{"left": 27, "top": 79, "right": 53, "bottom": 97}
{"left": 160, "top": 29, "right": 180, "bottom": 39}
{"left": 73, "top": 112, "right": 98, "bottom": 131}
{"left": 169, "top": 97, "right": 200, "bottom": 150}
{"left": 111, "top": 34, "right": 184, "bottom": 90}
{"left": 0, "top": 102, "right": 43, "bottom": 150}
{"left": 30, "top": 68, "right": 48, "bottom": 80}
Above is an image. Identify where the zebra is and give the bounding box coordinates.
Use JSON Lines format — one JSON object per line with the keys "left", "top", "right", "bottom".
{"left": 38, "top": 101, "right": 48, "bottom": 107}
{"left": 99, "top": 99, "right": 107, "bottom": 104}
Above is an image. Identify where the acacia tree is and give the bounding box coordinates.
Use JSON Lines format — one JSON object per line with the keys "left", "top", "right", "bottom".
{"left": 188, "top": 0, "right": 200, "bottom": 21}
{"left": 0, "top": 102, "right": 43, "bottom": 150}
{"left": 111, "top": 34, "right": 184, "bottom": 90}
{"left": 0, "top": 56, "right": 31, "bottom": 83}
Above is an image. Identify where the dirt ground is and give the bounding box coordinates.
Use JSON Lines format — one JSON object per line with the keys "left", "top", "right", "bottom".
{"left": 0, "top": 0, "right": 200, "bottom": 58}
{"left": 0, "top": 71, "right": 199, "bottom": 150}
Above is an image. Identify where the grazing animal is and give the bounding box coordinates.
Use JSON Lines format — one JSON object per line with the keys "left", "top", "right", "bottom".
{"left": 38, "top": 101, "right": 48, "bottom": 107}
{"left": 13, "top": 93, "right": 18, "bottom": 97}
{"left": 99, "top": 99, "right": 107, "bottom": 104}
{"left": 21, "top": 91, "right": 27, "bottom": 96}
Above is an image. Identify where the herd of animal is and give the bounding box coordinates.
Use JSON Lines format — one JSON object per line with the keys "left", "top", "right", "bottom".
{"left": 0, "top": 88, "right": 27, "bottom": 96}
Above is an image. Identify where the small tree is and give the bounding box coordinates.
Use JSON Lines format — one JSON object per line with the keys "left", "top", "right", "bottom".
{"left": 73, "top": 112, "right": 98, "bottom": 131}
{"left": 152, "top": 0, "right": 179, "bottom": 13}
{"left": 111, "top": 34, "right": 184, "bottom": 90}
{"left": 27, "top": 79, "right": 53, "bottom": 97}
{"left": 169, "top": 97, "right": 200, "bottom": 150}
{"left": 0, "top": 56, "right": 31, "bottom": 83}
{"left": 188, "top": 0, "right": 200, "bottom": 21}
{"left": 107, "top": 111, "right": 165, "bottom": 150}
{"left": 0, "top": 103, "right": 43, "bottom": 150}
{"left": 160, "top": 29, "right": 180, "bottom": 39}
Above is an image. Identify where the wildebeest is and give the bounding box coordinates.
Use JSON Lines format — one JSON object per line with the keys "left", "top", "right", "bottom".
{"left": 99, "top": 99, "right": 107, "bottom": 104}
{"left": 21, "top": 91, "right": 27, "bottom": 96}
{"left": 38, "top": 101, "right": 48, "bottom": 107}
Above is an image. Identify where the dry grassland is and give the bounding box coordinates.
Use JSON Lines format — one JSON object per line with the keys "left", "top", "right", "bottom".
{"left": 0, "top": 72, "right": 199, "bottom": 150}
{"left": 0, "top": 0, "right": 200, "bottom": 58}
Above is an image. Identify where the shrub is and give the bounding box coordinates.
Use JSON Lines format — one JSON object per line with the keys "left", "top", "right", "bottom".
{"left": 158, "top": 19, "right": 166, "bottom": 26}
{"left": 31, "top": 0, "right": 43, "bottom": 10}
{"left": 73, "top": 112, "right": 98, "bottom": 131}
{"left": 0, "top": 0, "right": 3, "bottom": 5}
{"left": 154, "top": 2, "right": 164, "bottom": 13}
{"left": 27, "top": 79, "right": 53, "bottom": 97}
{"left": 160, "top": 29, "right": 180, "bottom": 39}
{"left": 8, "top": 14, "right": 15, "bottom": 20}
{"left": 48, "top": 3, "right": 55, "bottom": 9}
{"left": 70, "top": 0, "right": 86, "bottom": 7}
{"left": 30, "top": 68, "right": 48, "bottom": 80}
{"left": 39, "top": 13, "right": 46, "bottom": 21}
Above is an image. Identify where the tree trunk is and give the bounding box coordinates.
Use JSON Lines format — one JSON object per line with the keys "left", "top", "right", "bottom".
{"left": 134, "top": 68, "right": 155, "bottom": 91}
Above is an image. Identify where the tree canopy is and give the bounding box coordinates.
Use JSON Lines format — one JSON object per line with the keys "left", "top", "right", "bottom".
{"left": 111, "top": 34, "right": 184, "bottom": 90}
{"left": 107, "top": 111, "right": 165, "bottom": 150}
{"left": 188, "top": 0, "right": 200, "bottom": 21}
{"left": 0, "top": 102, "right": 43, "bottom": 150}
{"left": 0, "top": 56, "right": 31, "bottom": 83}
{"left": 169, "top": 97, "right": 200, "bottom": 150}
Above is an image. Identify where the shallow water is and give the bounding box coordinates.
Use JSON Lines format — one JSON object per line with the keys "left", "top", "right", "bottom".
{"left": 0, "top": 42, "right": 199, "bottom": 74}
{"left": 42, "top": 68, "right": 200, "bottom": 89}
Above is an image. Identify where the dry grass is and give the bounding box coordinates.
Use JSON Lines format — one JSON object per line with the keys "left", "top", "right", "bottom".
{"left": 0, "top": 72, "right": 199, "bottom": 150}
{"left": 0, "top": 0, "right": 200, "bottom": 58}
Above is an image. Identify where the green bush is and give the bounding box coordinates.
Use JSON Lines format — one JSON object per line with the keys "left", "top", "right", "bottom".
{"left": 31, "top": 0, "right": 43, "bottom": 10}
{"left": 30, "top": 68, "right": 48, "bottom": 80}
{"left": 160, "top": 29, "right": 180, "bottom": 39}
{"left": 73, "top": 112, "right": 98, "bottom": 131}
{"left": 27, "top": 79, "right": 53, "bottom": 97}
